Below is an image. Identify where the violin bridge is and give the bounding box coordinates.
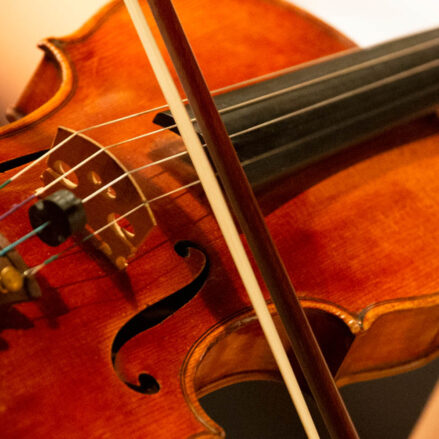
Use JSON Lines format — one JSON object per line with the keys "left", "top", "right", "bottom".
{"left": 40, "top": 127, "right": 156, "bottom": 269}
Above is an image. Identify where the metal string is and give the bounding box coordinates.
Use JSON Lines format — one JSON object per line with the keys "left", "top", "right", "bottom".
{"left": 0, "top": 40, "right": 437, "bottom": 255}
{"left": 2, "top": 56, "right": 437, "bottom": 255}
{"left": 24, "top": 179, "right": 201, "bottom": 276}
{"left": 1, "top": 46, "right": 437, "bottom": 224}
{"left": 1, "top": 35, "right": 436, "bottom": 193}
{"left": 59, "top": 57, "right": 439, "bottom": 207}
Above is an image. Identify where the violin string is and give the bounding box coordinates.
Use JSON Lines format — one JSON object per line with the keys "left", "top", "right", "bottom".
{"left": 0, "top": 193, "right": 38, "bottom": 221}
{"left": 198, "top": 36, "right": 439, "bottom": 116}
{"left": 0, "top": 51, "right": 437, "bottom": 243}
{"left": 24, "top": 45, "right": 439, "bottom": 202}
{"left": 34, "top": 125, "right": 174, "bottom": 197}
{"left": 14, "top": 38, "right": 439, "bottom": 275}
{"left": 0, "top": 35, "right": 436, "bottom": 194}
{"left": 24, "top": 179, "right": 202, "bottom": 276}
{"left": 14, "top": 50, "right": 436, "bottom": 262}
{"left": 9, "top": 54, "right": 437, "bottom": 258}
{"left": 238, "top": 58, "right": 439, "bottom": 162}
{"left": 72, "top": 56, "right": 439, "bottom": 207}
{"left": 0, "top": 104, "right": 169, "bottom": 190}
{"left": 45, "top": 54, "right": 439, "bottom": 224}
{"left": 36, "top": 36, "right": 439, "bottom": 196}
{"left": 0, "top": 221, "right": 49, "bottom": 257}
{"left": 0, "top": 124, "right": 181, "bottom": 221}
{"left": 242, "top": 81, "right": 439, "bottom": 169}
{"left": 0, "top": 36, "right": 436, "bottom": 234}
{"left": 8, "top": 65, "right": 436, "bottom": 257}
{"left": 81, "top": 150, "right": 190, "bottom": 203}
{"left": 0, "top": 106, "right": 175, "bottom": 217}
{"left": 0, "top": 163, "right": 204, "bottom": 260}
{"left": 1, "top": 53, "right": 437, "bottom": 248}
{"left": 0, "top": 61, "right": 304, "bottom": 191}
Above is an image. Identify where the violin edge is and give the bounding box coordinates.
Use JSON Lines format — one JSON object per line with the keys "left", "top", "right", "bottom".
{"left": 0, "top": 0, "right": 125, "bottom": 139}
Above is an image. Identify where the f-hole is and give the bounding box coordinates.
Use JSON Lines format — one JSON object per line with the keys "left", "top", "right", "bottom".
{"left": 111, "top": 240, "right": 209, "bottom": 394}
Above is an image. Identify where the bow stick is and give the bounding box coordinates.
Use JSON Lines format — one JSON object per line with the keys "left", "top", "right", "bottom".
{"left": 124, "top": 1, "right": 359, "bottom": 438}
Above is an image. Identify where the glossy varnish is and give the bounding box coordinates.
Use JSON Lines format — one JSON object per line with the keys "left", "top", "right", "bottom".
{"left": 0, "top": 0, "right": 437, "bottom": 438}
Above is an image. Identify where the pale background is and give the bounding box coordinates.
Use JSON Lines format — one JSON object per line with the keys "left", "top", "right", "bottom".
{"left": 0, "top": 0, "right": 438, "bottom": 123}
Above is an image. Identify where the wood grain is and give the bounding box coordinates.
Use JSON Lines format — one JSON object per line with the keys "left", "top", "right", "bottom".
{"left": 0, "top": 0, "right": 437, "bottom": 437}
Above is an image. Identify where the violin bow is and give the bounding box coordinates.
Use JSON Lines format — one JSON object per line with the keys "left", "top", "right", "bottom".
{"left": 124, "top": 0, "right": 359, "bottom": 438}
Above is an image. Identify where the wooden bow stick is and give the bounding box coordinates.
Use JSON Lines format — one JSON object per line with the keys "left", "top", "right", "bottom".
{"left": 124, "top": 1, "right": 359, "bottom": 437}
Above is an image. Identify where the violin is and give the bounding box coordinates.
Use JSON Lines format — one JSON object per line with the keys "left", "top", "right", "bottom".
{"left": 0, "top": 0, "right": 438, "bottom": 437}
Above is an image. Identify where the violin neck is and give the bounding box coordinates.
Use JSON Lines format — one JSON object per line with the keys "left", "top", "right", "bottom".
{"left": 155, "top": 27, "right": 439, "bottom": 187}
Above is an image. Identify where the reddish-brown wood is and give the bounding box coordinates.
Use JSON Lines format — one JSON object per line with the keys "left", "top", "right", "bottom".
{"left": 0, "top": 1, "right": 437, "bottom": 438}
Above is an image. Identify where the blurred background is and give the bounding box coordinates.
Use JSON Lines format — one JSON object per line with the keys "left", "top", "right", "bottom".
{"left": 0, "top": 1, "right": 438, "bottom": 437}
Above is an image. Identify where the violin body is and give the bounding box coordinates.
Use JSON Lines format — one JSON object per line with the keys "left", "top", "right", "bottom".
{"left": 0, "top": 0, "right": 438, "bottom": 437}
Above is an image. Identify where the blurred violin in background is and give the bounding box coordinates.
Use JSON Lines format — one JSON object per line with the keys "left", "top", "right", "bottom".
{"left": 0, "top": 0, "right": 438, "bottom": 437}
